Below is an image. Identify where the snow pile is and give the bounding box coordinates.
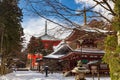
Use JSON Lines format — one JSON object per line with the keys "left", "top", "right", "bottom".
{"left": 0, "top": 75, "right": 9, "bottom": 80}
{"left": 0, "top": 71, "right": 111, "bottom": 80}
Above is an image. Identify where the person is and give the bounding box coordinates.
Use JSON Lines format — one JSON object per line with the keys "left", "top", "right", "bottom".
{"left": 12, "top": 65, "right": 17, "bottom": 72}
{"left": 44, "top": 66, "right": 49, "bottom": 77}
{"left": 15, "top": 67, "right": 17, "bottom": 72}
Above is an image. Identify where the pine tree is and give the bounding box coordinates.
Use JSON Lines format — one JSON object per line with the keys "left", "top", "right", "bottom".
{"left": 103, "top": 0, "right": 120, "bottom": 80}
{"left": 0, "top": 0, "right": 23, "bottom": 75}
{"left": 27, "top": 36, "right": 44, "bottom": 54}
{"left": 27, "top": 36, "right": 37, "bottom": 53}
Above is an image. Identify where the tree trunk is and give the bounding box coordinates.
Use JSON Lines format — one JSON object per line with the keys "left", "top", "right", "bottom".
{"left": 117, "top": 31, "right": 120, "bottom": 46}
{"left": 0, "top": 57, "right": 5, "bottom": 75}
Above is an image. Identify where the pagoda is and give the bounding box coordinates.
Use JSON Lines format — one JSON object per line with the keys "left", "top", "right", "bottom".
{"left": 39, "top": 21, "right": 61, "bottom": 50}
{"left": 27, "top": 21, "right": 61, "bottom": 69}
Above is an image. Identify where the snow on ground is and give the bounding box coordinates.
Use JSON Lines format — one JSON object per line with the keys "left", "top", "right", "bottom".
{"left": 0, "top": 71, "right": 111, "bottom": 80}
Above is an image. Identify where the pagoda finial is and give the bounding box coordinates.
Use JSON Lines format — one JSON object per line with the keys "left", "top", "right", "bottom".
{"left": 83, "top": 7, "right": 87, "bottom": 25}
{"left": 45, "top": 20, "right": 47, "bottom": 35}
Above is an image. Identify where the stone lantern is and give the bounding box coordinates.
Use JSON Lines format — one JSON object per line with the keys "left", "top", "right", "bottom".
{"left": 72, "top": 60, "right": 89, "bottom": 80}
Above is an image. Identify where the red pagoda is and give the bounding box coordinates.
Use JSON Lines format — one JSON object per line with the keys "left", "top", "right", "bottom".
{"left": 27, "top": 21, "right": 61, "bottom": 69}
{"left": 39, "top": 21, "right": 61, "bottom": 50}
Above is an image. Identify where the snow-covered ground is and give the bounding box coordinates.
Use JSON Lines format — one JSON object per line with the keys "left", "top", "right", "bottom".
{"left": 0, "top": 71, "right": 111, "bottom": 80}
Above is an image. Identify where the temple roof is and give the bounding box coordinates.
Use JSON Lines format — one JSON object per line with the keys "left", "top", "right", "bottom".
{"left": 44, "top": 41, "right": 73, "bottom": 59}
{"left": 60, "top": 48, "right": 105, "bottom": 60}
{"left": 75, "top": 48, "right": 105, "bottom": 54}
{"left": 65, "top": 26, "right": 109, "bottom": 41}
{"left": 44, "top": 42, "right": 105, "bottom": 59}
{"left": 80, "top": 25, "right": 109, "bottom": 33}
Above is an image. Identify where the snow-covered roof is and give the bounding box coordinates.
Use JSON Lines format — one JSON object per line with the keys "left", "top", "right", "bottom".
{"left": 40, "top": 34, "right": 60, "bottom": 40}
{"left": 75, "top": 48, "right": 105, "bottom": 54}
{"left": 44, "top": 41, "right": 73, "bottom": 59}
{"left": 87, "top": 60, "right": 101, "bottom": 65}
{"left": 80, "top": 26, "right": 109, "bottom": 33}
{"left": 53, "top": 40, "right": 73, "bottom": 51}
{"left": 43, "top": 54, "right": 64, "bottom": 59}
{"left": 65, "top": 26, "right": 109, "bottom": 41}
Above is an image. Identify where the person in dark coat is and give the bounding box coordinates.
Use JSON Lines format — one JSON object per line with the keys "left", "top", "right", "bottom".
{"left": 44, "top": 66, "right": 49, "bottom": 77}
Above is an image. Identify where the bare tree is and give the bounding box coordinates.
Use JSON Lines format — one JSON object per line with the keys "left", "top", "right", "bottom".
{"left": 23, "top": 0, "right": 115, "bottom": 28}
{"left": 22, "top": 0, "right": 97, "bottom": 28}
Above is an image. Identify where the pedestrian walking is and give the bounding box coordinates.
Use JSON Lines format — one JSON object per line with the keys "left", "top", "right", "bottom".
{"left": 44, "top": 66, "right": 49, "bottom": 77}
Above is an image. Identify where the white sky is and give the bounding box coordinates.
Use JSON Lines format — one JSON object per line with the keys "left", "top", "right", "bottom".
{"left": 21, "top": 18, "right": 45, "bottom": 48}
{"left": 21, "top": 18, "right": 72, "bottom": 48}
{"left": 75, "top": 0, "right": 114, "bottom": 20}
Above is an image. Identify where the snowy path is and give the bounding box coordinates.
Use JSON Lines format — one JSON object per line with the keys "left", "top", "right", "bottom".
{"left": 0, "top": 71, "right": 110, "bottom": 80}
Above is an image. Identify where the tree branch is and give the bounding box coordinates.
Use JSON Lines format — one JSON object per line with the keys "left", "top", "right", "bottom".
{"left": 102, "top": 0, "right": 116, "bottom": 16}
{"left": 89, "top": 10, "right": 112, "bottom": 23}
{"left": 28, "top": 0, "right": 73, "bottom": 29}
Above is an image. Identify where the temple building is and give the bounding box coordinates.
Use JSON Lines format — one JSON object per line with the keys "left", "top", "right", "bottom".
{"left": 43, "top": 24, "right": 110, "bottom": 74}
{"left": 42, "top": 9, "right": 111, "bottom": 73}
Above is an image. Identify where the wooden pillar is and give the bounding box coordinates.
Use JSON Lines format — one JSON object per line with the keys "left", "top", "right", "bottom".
{"left": 76, "top": 43, "right": 80, "bottom": 49}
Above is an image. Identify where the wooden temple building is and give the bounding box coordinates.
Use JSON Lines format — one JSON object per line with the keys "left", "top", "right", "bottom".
{"left": 43, "top": 25, "right": 110, "bottom": 74}
{"left": 42, "top": 9, "right": 111, "bottom": 74}
{"left": 42, "top": 9, "right": 111, "bottom": 73}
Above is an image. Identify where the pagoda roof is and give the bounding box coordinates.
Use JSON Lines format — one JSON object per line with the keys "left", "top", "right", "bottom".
{"left": 40, "top": 34, "right": 60, "bottom": 41}
{"left": 39, "top": 21, "right": 61, "bottom": 41}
